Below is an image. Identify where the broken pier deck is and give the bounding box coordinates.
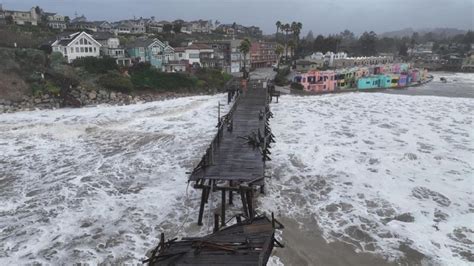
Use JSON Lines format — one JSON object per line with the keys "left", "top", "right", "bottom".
{"left": 189, "top": 78, "right": 275, "bottom": 226}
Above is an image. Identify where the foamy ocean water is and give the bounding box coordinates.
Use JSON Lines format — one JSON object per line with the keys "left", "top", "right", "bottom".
{"left": 0, "top": 73, "right": 473, "bottom": 265}
{"left": 0, "top": 95, "right": 229, "bottom": 264}
{"left": 262, "top": 73, "right": 474, "bottom": 265}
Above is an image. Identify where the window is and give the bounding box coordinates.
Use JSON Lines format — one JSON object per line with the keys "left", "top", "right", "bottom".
{"left": 80, "top": 47, "right": 84, "bottom": 53}
{"left": 80, "top": 38, "right": 84, "bottom": 45}
{"left": 94, "top": 47, "right": 96, "bottom": 52}
{"left": 76, "top": 47, "right": 79, "bottom": 53}
{"left": 70, "top": 47, "right": 74, "bottom": 53}
{"left": 139, "top": 47, "right": 145, "bottom": 53}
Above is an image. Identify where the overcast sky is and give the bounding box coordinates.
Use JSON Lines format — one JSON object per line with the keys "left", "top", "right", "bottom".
{"left": 2, "top": 0, "right": 473, "bottom": 35}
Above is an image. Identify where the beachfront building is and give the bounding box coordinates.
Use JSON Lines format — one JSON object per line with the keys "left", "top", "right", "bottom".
{"left": 126, "top": 38, "right": 174, "bottom": 68}
{"left": 294, "top": 70, "right": 336, "bottom": 92}
{"left": 173, "top": 43, "right": 214, "bottom": 67}
{"left": 92, "top": 32, "right": 131, "bottom": 66}
{"left": 250, "top": 41, "right": 278, "bottom": 69}
{"left": 51, "top": 31, "right": 101, "bottom": 63}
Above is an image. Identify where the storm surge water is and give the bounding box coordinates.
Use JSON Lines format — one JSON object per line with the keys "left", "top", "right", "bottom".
{"left": 0, "top": 95, "right": 228, "bottom": 264}
{"left": 1, "top": 74, "right": 473, "bottom": 265}
{"left": 262, "top": 73, "right": 474, "bottom": 265}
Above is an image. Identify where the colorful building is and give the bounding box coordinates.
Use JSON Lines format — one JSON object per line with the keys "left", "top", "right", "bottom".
{"left": 126, "top": 38, "right": 174, "bottom": 69}
{"left": 294, "top": 70, "right": 336, "bottom": 92}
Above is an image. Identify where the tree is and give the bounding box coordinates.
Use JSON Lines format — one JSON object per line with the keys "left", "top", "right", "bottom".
{"left": 288, "top": 39, "right": 295, "bottom": 61}
{"left": 163, "top": 24, "right": 173, "bottom": 33}
{"left": 173, "top": 23, "right": 182, "bottom": 34}
{"left": 275, "top": 44, "right": 284, "bottom": 69}
{"left": 410, "top": 32, "right": 419, "bottom": 48}
{"left": 358, "top": 31, "right": 377, "bottom": 56}
{"left": 283, "top": 23, "right": 291, "bottom": 61}
{"left": 398, "top": 42, "right": 408, "bottom": 56}
{"left": 306, "top": 30, "right": 314, "bottom": 42}
{"left": 64, "top": 16, "right": 70, "bottom": 25}
{"left": 275, "top": 21, "right": 281, "bottom": 41}
{"left": 239, "top": 39, "right": 251, "bottom": 76}
{"left": 5, "top": 15, "right": 13, "bottom": 25}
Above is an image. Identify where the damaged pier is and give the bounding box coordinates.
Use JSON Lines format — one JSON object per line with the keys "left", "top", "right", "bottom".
{"left": 146, "top": 77, "right": 281, "bottom": 265}
{"left": 146, "top": 215, "right": 284, "bottom": 265}
{"left": 189, "top": 78, "right": 275, "bottom": 225}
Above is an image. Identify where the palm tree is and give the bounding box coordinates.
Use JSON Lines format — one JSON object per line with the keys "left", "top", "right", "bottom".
{"left": 292, "top": 22, "right": 303, "bottom": 60}
{"left": 275, "top": 21, "right": 281, "bottom": 41}
{"left": 283, "top": 23, "right": 291, "bottom": 62}
{"left": 288, "top": 40, "right": 295, "bottom": 61}
{"left": 239, "top": 38, "right": 251, "bottom": 77}
{"left": 275, "top": 44, "right": 284, "bottom": 70}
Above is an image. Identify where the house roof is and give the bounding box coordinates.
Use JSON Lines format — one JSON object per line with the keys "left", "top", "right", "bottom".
{"left": 126, "top": 38, "right": 172, "bottom": 50}
{"left": 52, "top": 32, "right": 102, "bottom": 47}
{"left": 187, "top": 43, "right": 212, "bottom": 50}
{"left": 92, "top": 31, "right": 115, "bottom": 40}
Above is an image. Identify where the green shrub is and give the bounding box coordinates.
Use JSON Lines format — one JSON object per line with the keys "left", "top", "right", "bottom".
{"left": 45, "top": 81, "right": 60, "bottom": 95}
{"left": 274, "top": 67, "right": 291, "bottom": 86}
{"left": 50, "top": 52, "right": 66, "bottom": 67}
{"left": 196, "top": 80, "right": 207, "bottom": 88}
{"left": 98, "top": 72, "right": 134, "bottom": 93}
{"left": 131, "top": 68, "right": 196, "bottom": 91}
{"left": 194, "top": 68, "right": 232, "bottom": 90}
{"left": 73, "top": 56, "right": 118, "bottom": 74}
{"left": 290, "top": 82, "right": 304, "bottom": 90}
{"left": 30, "top": 82, "right": 44, "bottom": 96}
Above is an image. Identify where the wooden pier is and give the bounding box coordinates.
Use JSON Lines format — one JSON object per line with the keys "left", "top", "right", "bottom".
{"left": 146, "top": 215, "right": 284, "bottom": 266}
{"left": 189, "top": 78, "right": 275, "bottom": 226}
{"left": 145, "top": 76, "right": 282, "bottom": 265}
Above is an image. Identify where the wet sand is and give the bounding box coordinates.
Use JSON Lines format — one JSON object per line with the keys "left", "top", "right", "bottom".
{"left": 272, "top": 216, "right": 396, "bottom": 266}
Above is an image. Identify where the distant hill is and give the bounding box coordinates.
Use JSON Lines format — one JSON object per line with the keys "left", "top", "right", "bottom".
{"left": 380, "top": 27, "right": 467, "bottom": 38}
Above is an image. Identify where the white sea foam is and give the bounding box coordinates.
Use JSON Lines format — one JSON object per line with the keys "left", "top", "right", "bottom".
{"left": 0, "top": 95, "right": 229, "bottom": 264}
{"left": 261, "top": 89, "right": 474, "bottom": 264}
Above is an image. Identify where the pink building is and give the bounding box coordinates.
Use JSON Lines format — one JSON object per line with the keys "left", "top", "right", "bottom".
{"left": 294, "top": 70, "right": 336, "bottom": 92}
{"left": 392, "top": 63, "right": 401, "bottom": 74}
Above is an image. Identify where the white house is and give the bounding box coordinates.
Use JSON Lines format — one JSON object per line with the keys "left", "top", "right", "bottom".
{"left": 174, "top": 43, "right": 213, "bottom": 66}
{"left": 45, "top": 13, "right": 66, "bottom": 29}
{"left": 51, "top": 32, "right": 102, "bottom": 63}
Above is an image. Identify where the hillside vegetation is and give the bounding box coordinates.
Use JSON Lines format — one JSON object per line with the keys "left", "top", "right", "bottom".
{"left": 0, "top": 46, "right": 232, "bottom": 101}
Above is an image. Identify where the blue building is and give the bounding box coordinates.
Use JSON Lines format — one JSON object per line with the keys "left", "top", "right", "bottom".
{"left": 126, "top": 38, "right": 175, "bottom": 69}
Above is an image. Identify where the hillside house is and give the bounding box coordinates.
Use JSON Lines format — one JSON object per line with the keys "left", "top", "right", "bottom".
{"left": 51, "top": 31, "right": 101, "bottom": 63}
{"left": 126, "top": 38, "right": 174, "bottom": 68}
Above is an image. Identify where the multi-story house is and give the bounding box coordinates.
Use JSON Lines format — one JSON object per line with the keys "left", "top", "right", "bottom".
{"left": 250, "top": 41, "right": 278, "bottom": 69}
{"left": 173, "top": 43, "right": 214, "bottom": 66}
{"left": 92, "top": 32, "right": 131, "bottom": 66}
{"left": 230, "top": 39, "right": 247, "bottom": 73}
{"left": 113, "top": 19, "right": 146, "bottom": 34}
{"left": 194, "top": 41, "right": 231, "bottom": 71}
{"left": 94, "top": 21, "right": 113, "bottom": 32}
{"left": 2, "top": 6, "right": 40, "bottom": 26}
{"left": 51, "top": 31, "right": 102, "bottom": 63}
{"left": 126, "top": 38, "right": 174, "bottom": 68}
{"left": 146, "top": 20, "right": 164, "bottom": 33}
{"left": 45, "top": 13, "right": 66, "bottom": 30}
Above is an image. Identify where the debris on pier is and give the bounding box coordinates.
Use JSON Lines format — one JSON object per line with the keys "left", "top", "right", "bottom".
{"left": 145, "top": 214, "right": 284, "bottom": 266}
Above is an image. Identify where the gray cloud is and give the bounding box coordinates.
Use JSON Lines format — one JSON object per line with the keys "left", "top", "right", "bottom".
{"left": 1, "top": 0, "right": 473, "bottom": 35}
